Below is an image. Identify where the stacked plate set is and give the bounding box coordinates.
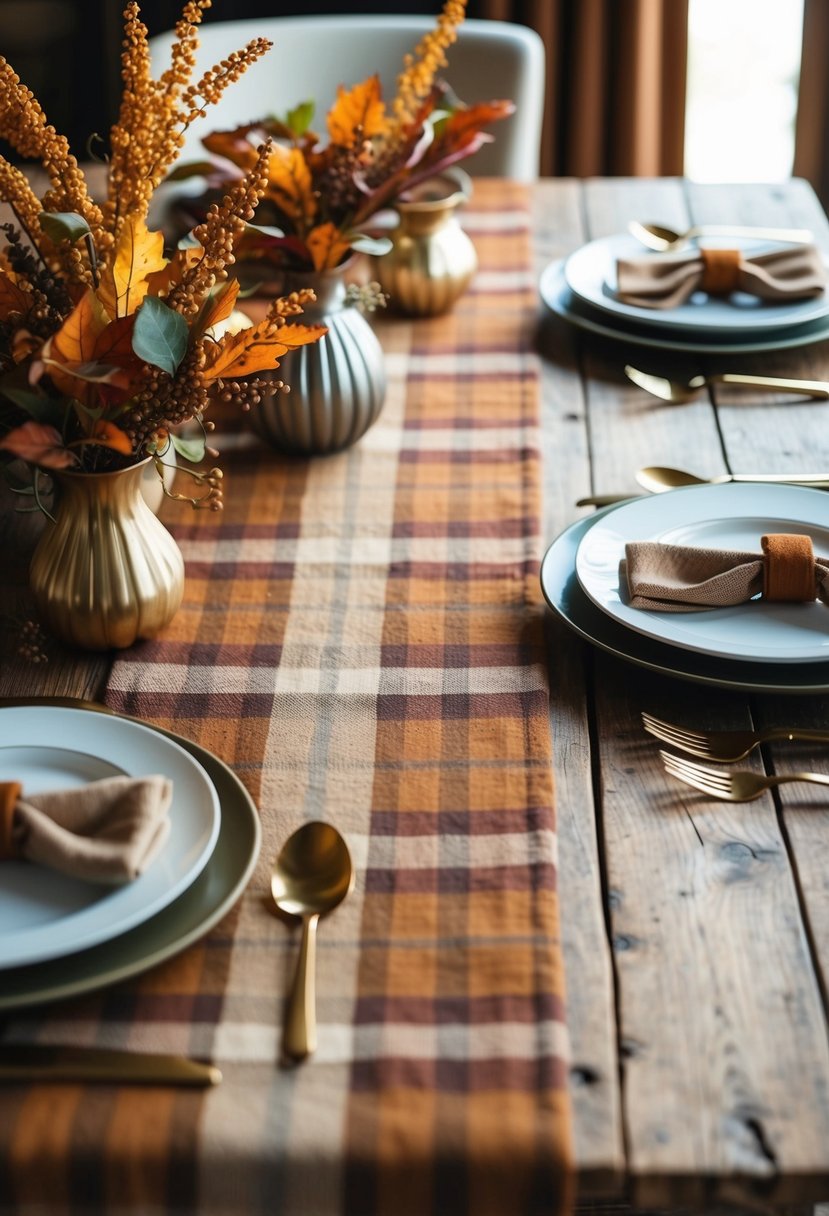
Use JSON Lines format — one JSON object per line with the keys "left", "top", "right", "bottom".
{"left": 541, "top": 482, "right": 829, "bottom": 694}
{"left": 0, "top": 702, "right": 261, "bottom": 1010}
{"left": 539, "top": 230, "right": 829, "bottom": 354}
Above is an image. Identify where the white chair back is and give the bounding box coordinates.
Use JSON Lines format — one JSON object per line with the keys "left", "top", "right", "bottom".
{"left": 149, "top": 14, "right": 545, "bottom": 180}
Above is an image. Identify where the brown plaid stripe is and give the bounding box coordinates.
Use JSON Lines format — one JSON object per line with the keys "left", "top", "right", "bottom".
{"left": 0, "top": 181, "right": 573, "bottom": 1216}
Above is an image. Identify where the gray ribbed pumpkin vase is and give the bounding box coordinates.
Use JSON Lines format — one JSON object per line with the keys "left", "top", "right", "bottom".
{"left": 250, "top": 264, "right": 386, "bottom": 455}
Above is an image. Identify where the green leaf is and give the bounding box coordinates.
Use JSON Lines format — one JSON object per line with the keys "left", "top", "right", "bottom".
{"left": 286, "top": 101, "right": 315, "bottom": 137}
{"left": 1, "top": 386, "right": 59, "bottom": 421}
{"left": 39, "top": 211, "right": 92, "bottom": 245}
{"left": 171, "top": 432, "right": 206, "bottom": 464}
{"left": 132, "top": 297, "right": 189, "bottom": 375}
{"left": 164, "top": 160, "right": 220, "bottom": 182}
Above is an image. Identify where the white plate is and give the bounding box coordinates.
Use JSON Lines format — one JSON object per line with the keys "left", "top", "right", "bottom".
{"left": 539, "top": 260, "right": 829, "bottom": 355}
{"left": 540, "top": 508, "right": 829, "bottom": 693}
{"left": 564, "top": 233, "right": 829, "bottom": 332}
{"left": 0, "top": 706, "right": 221, "bottom": 969}
{"left": 575, "top": 483, "right": 829, "bottom": 663}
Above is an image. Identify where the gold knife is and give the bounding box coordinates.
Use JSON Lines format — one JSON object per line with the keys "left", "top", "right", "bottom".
{"left": 0, "top": 1044, "right": 222, "bottom": 1086}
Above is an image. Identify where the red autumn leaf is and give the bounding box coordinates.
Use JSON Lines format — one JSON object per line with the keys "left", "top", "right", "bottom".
{"left": 202, "top": 127, "right": 262, "bottom": 171}
{"left": 0, "top": 420, "right": 75, "bottom": 468}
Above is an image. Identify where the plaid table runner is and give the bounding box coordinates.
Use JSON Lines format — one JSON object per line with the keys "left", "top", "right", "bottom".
{"left": 0, "top": 181, "right": 573, "bottom": 1216}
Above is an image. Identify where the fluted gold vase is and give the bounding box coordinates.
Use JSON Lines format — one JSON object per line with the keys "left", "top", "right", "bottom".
{"left": 374, "top": 168, "right": 477, "bottom": 316}
{"left": 30, "top": 458, "right": 184, "bottom": 651}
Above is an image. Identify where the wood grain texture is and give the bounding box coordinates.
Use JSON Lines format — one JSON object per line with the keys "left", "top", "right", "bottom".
{"left": 4, "top": 179, "right": 829, "bottom": 1208}
{"left": 533, "top": 180, "right": 625, "bottom": 1197}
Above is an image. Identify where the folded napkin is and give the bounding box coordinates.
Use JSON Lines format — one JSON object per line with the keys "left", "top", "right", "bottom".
{"left": 623, "top": 533, "right": 829, "bottom": 612}
{"left": 616, "top": 244, "right": 827, "bottom": 309}
{"left": 0, "top": 775, "right": 172, "bottom": 884}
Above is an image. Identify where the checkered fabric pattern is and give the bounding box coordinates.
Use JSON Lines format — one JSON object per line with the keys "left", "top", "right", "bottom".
{"left": 1, "top": 181, "right": 573, "bottom": 1216}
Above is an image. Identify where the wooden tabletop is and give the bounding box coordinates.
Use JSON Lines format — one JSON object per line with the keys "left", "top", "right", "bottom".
{"left": 4, "top": 176, "right": 829, "bottom": 1210}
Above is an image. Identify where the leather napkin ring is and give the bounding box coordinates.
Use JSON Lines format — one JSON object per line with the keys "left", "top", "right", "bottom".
{"left": 762, "top": 533, "right": 815, "bottom": 601}
{"left": 700, "top": 248, "right": 742, "bottom": 295}
{"left": 0, "top": 782, "right": 21, "bottom": 861}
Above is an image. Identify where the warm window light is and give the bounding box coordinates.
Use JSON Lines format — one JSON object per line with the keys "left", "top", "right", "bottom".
{"left": 685, "top": 0, "right": 804, "bottom": 183}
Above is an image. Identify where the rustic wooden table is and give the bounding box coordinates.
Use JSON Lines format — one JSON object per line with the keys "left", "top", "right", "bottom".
{"left": 4, "top": 177, "right": 829, "bottom": 1212}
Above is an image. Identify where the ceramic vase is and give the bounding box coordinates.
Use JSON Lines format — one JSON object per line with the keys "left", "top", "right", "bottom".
{"left": 373, "top": 168, "right": 477, "bottom": 316}
{"left": 249, "top": 264, "right": 386, "bottom": 455}
{"left": 29, "top": 458, "right": 184, "bottom": 651}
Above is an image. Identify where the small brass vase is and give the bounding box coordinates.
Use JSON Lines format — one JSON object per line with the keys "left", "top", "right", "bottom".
{"left": 29, "top": 458, "right": 185, "bottom": 651}
{"left": 374, "top": 168, "right": 477, "bottom": 316}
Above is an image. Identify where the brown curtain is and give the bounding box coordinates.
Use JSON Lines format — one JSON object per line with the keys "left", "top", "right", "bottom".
{"left": 793, "top": 0, "right": 829, "bottom": 207}
{"left": 476, "top": 0, "right": 689, "bottom": 178}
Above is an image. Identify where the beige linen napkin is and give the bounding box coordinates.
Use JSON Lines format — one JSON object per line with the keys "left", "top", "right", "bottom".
{"left": 616, "top": 244, "right": 827, "bottom": 309}
{"left": 0, "top": 775, "right": 172, "bottom": 884}
{"left": 623, "top": 533, "right": 829, "bottom": 612}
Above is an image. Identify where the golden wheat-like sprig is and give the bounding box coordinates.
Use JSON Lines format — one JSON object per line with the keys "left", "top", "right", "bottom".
{"left": 391, "top": 0, "right": 467, "bottom": 129}
{"left": 0, "top": 59, "right": 108, "bottom": 258}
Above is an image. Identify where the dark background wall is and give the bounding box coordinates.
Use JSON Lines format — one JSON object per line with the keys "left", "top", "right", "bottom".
{"left": 0, "top": 1, "right": 495, "bottom": 160}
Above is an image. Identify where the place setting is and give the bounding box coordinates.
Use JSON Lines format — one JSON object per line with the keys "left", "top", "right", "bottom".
{"left": 540, "top": 480, "right": 829, "bottom": 694}
{"left": 0, "top": 700, "right": 261, "bottom": 1014}
{"left": 539, "top": 218, "right": 829, "bottom": 354}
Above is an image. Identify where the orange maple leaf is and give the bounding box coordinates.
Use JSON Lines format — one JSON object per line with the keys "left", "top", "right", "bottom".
{"left": 264, "top": 145, "right": 317, "bottom": 229}
{"left": 307, "top": 222, "right": 354, "bottom": 271}
{"left": 96, "top": 216, "right": 167, "bottom": 319}
{"left": 89, "top": 419, "right": 132, "bottom": 455}
{"left": 202, "top": 318, "right": 327, "bottom": 382}
{"left": 327, "top": 76, "right": 389, "bottom": 146}
{"left": 145, "top": 245, "right": 205, "bottom": 299}
{"left": 197, "top": 278, "right": 241, "bottom": 337}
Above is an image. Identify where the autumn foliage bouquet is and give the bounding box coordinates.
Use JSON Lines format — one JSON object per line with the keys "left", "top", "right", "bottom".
{"left": 0, "top": 0, "right": 325, "bottom": 511}
{"left": 169, "top": 0, "right": 515, "bottom": 274}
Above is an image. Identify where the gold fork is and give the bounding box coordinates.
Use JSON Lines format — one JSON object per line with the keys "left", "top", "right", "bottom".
{"left": 642, "top": 711, "right": 829, "bottom": 763}
{"left": 660, "top": 750, "right": 829, "bottom": 802}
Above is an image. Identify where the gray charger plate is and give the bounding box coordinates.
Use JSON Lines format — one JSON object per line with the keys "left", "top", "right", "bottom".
{"left": 539, "top": 259, "right": 829, "bottom": 354}
{"left": 540, "top": 507, "right": 829, "bottom": 693}
{"left": 0, "top": 698, "right": 261, "bottom": 1011}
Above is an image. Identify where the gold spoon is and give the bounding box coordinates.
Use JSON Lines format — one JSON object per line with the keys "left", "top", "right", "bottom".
{"left": 271, "top": 820, "right": 354, "bottom": 1062}
{"left": 627, "top": 220, "right": 813, "bottom": 254}
{"left": 625, "top": 364, "right": 829, "bottom": 405}
{"left": 636, "top": 465, "right": 829, "bottom": 493}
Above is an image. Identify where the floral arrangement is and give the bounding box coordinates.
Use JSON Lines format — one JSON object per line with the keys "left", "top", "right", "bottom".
{"left": 168, "top": 0, "right": 515, "bottom": 273}
{"left": 0, "top": 0, "right": 325, "bottom": 511}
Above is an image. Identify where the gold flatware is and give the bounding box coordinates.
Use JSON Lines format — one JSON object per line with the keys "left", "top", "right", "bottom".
{"left": 575, "top": 491, "right": 640, "bottom": 508}
{"left": 271, "top": 820, "right": 354, "bottom": 1062}
{"left": 635, "top": 465, "right": 829, "bottom": 493}
{"left": 625, "top": 364, "right": 829, "bottom": 405}
{"left": 660, "top": 750, "right": 829, "bottom": 802}
{"left": 628, "top": 220, "right": 813, "bottom": 254}
{"left": 0, "top": 1044, "right": 221, "bottom": 1086}
{"left": 642, "top": 711, "right": 829, "bottom": 763}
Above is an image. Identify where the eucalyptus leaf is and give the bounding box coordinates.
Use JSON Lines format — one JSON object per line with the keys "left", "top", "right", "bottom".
{"left": 39, "top": 211, "right": 92, "bottom": 245}
{"left": 132, "top": 297, "right": 189, "bottom": 375}
{"left": 350, "top": 233, "right": 393, "bottom": 256}
{"left": 171, "top": 432, "right": 206, "bottom": 464}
